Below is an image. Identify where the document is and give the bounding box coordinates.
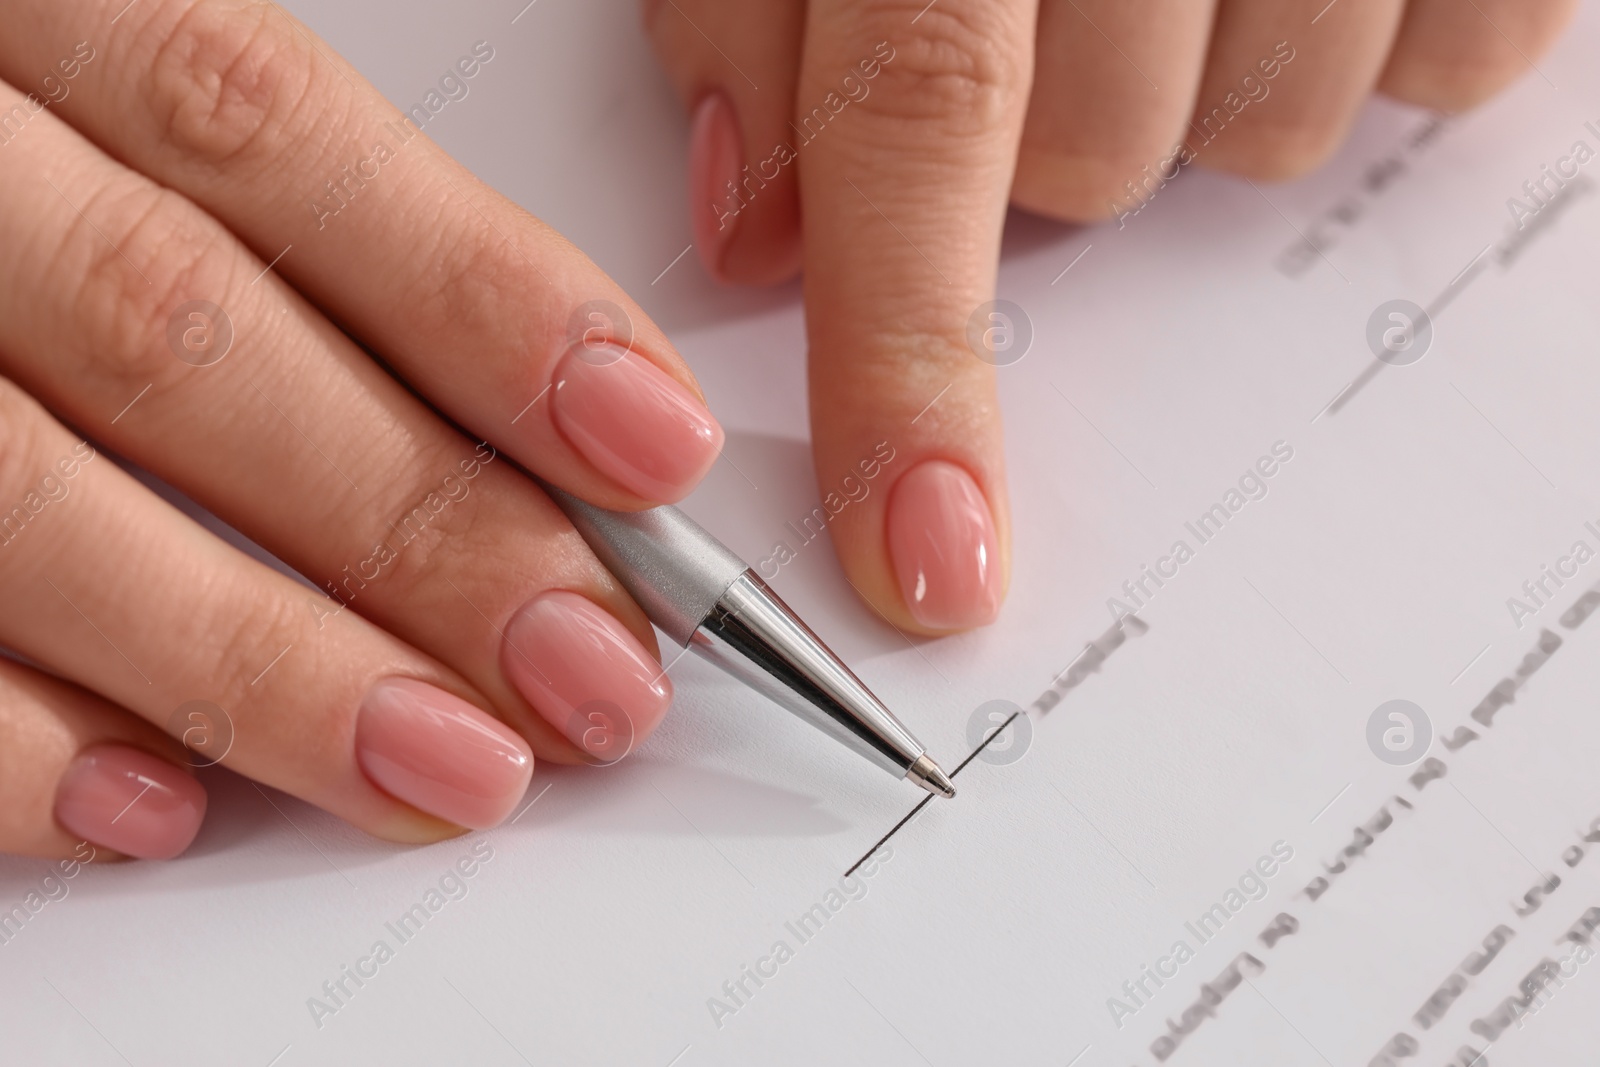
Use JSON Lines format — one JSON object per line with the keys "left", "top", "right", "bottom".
{"left": 3, "top": 2, "right": 1599, "bottom": 1064}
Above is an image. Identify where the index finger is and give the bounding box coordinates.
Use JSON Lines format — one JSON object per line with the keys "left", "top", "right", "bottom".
{"left": 795, "top": 0, "right": 1033, "bottom": 631}
{"left": 0, "top": 0, "right": 722, "bottom": 509}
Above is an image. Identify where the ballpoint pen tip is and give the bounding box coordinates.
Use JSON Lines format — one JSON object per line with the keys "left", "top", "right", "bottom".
{"left": 906, "top": 754, "right": 956, "bottom": 799}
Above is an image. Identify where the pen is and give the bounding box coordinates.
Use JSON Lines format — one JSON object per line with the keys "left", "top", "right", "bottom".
{"left": 542, "top": 484, "right": 956, "bottom": 799}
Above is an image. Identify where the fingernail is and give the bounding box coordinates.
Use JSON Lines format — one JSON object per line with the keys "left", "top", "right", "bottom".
{"left": 502, "top": 590, "right": 672, "bottom": 763}
{"left": 357, "top": 678, "right": 533, "bottom": 829}
{"left": 551, "top": 344, "right": 724, "bottom": 502}
{"left": 886, "top": 460, "right": 1003, "bottom": 630}
{"left": 689, "top": 92, "right": 743, "bottom": 281}
{"left": 54, "top": 745, "right": 207, "bottom": 860}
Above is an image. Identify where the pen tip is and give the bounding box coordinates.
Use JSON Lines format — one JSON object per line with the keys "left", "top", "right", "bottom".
{"left": 906, "top": 754, "right": 956, "bottom": 799}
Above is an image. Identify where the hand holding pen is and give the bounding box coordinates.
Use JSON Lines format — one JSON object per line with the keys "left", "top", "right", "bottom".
{"left": 0, "top": 0, "right": 1572, "bottom": 863}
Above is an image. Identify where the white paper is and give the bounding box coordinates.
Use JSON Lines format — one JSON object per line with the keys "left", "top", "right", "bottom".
{"left": 4, "top": 2, "right": 1600, "bottom": 1064}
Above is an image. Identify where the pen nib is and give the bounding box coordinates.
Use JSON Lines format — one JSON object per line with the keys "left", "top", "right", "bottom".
{"left": 906, "top": 754, "right": 956, "bottom": 799}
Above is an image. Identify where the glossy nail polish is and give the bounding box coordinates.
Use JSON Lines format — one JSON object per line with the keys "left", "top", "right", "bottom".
{"left": 502, "top": 590, "right": 672, "bottom": 764}
{"left": 550, "top": 343, "right": 724, "bottom": 502}
{"left": 886, "top": 460, "right": 1003, "bottom": 630}
{"left": 357, "top": 678, "right": 533, "bottom": 829}
{"left": 54, "top": 745, "right": 207, "bottom": 860}
{"left": 689, "top": 92, "right": 743, "bottom": 281}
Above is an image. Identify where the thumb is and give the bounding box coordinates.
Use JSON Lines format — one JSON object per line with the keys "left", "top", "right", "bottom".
{"left": 644, "top": 0, "right": 807, "bottom": 285}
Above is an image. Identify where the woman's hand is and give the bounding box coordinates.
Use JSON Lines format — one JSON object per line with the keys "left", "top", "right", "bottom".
{"left": 646, "top": 0, "right": 1576, "bottom": 633}
{"left": 0, "top": 0, "right": 727, "bottom": 860}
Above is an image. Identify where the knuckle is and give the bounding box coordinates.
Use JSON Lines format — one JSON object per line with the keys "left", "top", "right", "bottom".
{"left": 845, "top": 5, "right": 1031, "bottom": 136}
{"left": 57, "top": 182, "right": 238, "bottom": 393}
{"left": 1382, "top": 56, "right": 1525, "bottom": 113}
{"left": 1200, "top": 119, "right": 1344, "bottom": 183}
{"left": 1011, "top": 158, "right": 1124, "bottom": 222}
{"left": 369, "top": 476, "right": 485, "bottom": 602}
{"left": 316, "top": 441, "right": 494, "bottom": 621}
{"left": 846, "top": 329, "right": 987, "bottom": 402}
{"left": 1240, "top": 140, "right": 1337, "bottom": 183}
{"left": 399, "top": 217, "right": 536, "bottom": 352}
{"left": 1013, "top": 134, "right": 1186, "bottom": 222}
{"left": 207, "top": 591, "right": 311, "bottom": 723}
{"left": 147, "top": 0, "right": 320, "bottom": 166}
{"left": 1385, "top": 0, "right": 1577, "bottom": 112}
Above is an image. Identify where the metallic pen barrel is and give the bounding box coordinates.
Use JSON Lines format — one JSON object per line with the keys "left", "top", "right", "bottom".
{"left": 543, "top": 486, "right": 954, "bottom": 798}
{"left": 695, "top": 572, "right": 954, "bottom": 795}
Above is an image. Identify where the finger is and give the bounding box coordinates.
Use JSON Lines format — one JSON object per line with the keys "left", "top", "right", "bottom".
{"left": 0, "top": 0, "right": 721, "bottom": 509}
{"left": 0, "top": 657, "right": 202, "bottom": 861}
{"left": 1013, "top": 0, "right": 1217, "bottom": 221}
{"left": 644, "top": 0, "right": 806, "bottom": 283}
{"left": 1379, "top": 0, "right": 1577, "bottom": 111}
{"left": 1187, "top": 0, "right": 1404, "bottom": 180}
{"left": 0, "top": 79, "right": 673, "bottom": 769}
{"left": 0, "top": 380, "right": 532, "bottom": 838}
{"left": 796, "top": 1, "right": 1030, "bottom": 633}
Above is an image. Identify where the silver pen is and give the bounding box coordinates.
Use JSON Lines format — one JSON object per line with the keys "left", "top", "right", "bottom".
{"left": 543, "top": 485, "right": 956, "bottom": 799}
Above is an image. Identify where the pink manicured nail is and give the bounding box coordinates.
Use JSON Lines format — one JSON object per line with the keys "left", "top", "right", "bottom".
{"left": 54, "top": 745, "right": 206, "bottom": 860}
{"left": 886, "top": 460, "right": 1003, "bottom": 630}
{"left": 356, "top": 678, "right": 532, "bottom": 829}
{"left": 502, "top": 590, "right": 672, "bottom": 764}
{"left": 550, "top": 344, "right": 724, "bottom": 502}
{"left": 689, "top": 92, "right": 743, "bottom": 281}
